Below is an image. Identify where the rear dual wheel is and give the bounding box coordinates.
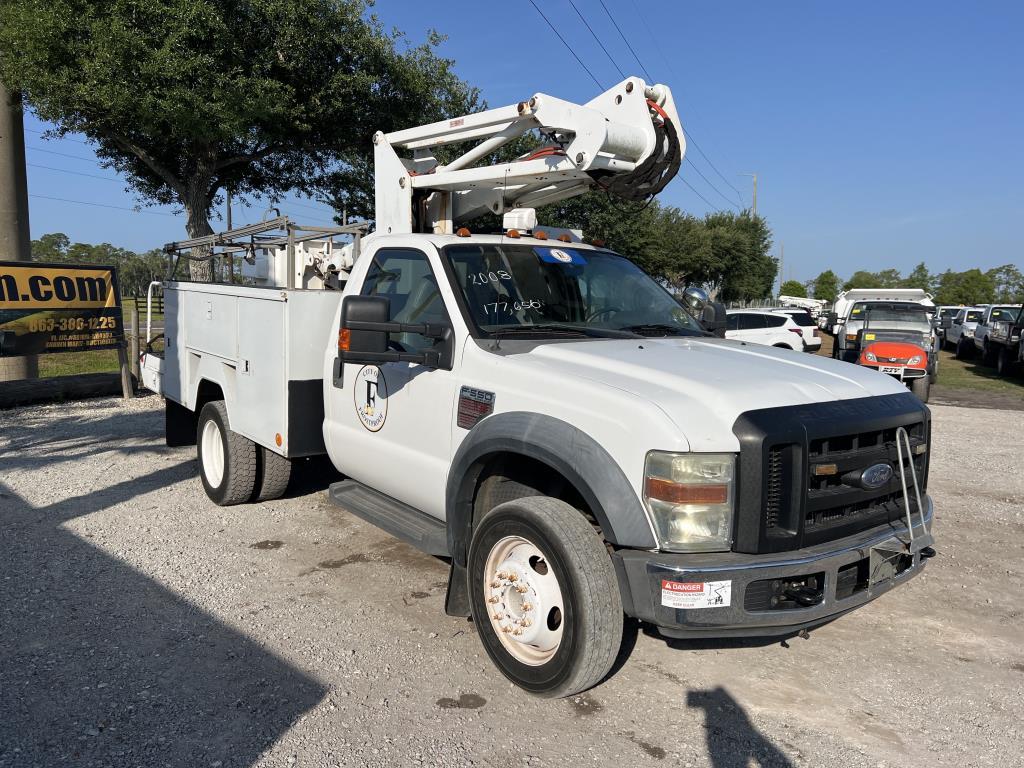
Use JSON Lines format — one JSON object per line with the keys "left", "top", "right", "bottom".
{"left": 468, "top": 497, "right": 622, "bottom": 698}
{"left": 197, "top": 401, "right": 291, "bottom": 505}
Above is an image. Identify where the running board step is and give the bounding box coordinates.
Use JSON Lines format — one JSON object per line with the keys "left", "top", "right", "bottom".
{"left": 328, "top": 480, "right": 449, "bottom": 556}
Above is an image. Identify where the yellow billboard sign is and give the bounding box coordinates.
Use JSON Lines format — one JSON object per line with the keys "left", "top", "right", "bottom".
{"left": 0, "top": 263, "right": 118, "bottom": 310}
{"left": 0, "top": 262, "right": 125, "bottom": 356}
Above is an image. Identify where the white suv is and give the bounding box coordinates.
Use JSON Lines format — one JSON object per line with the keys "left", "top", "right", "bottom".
{"left": 725, "top": 310, "right": 806, "bottom": 350}
{"left": 773, "top": 307, "right": 822, "bottom": 352}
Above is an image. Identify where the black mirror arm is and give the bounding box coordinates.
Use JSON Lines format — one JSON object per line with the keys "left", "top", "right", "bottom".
{"left": 338, "top": 348, "right": 441, "bottom": 367}
{"left": 344, "top": 319, "right": 448, "bottom": 339}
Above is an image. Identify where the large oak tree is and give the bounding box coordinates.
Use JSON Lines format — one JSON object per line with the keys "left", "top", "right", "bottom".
{"left": 0, "top": 0, "right": 478, "bottom": 278}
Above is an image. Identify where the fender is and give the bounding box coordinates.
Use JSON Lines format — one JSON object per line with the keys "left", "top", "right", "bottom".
{"left": 445, "top": 411, "right": 657, "bottom": 567}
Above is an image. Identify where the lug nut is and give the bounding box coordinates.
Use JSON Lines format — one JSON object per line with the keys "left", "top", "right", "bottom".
{"left": 487, "top": 596, "right": 499, "bottom": 604}
{"left": 501, "top": 625, "right": 513, "bottom": 633}
{"left": 490, "top": 581, "right": 501, "bottom": 588}
{"left": 520, "top": 602, "right": 533, "bottom": 612}
{"left": 512, "top": 628, "right": 523, "bottom": 636}
{"left": 492, "top": 612, "right": 504, "bottom": 621}
{"left": 507, "top": 573, "right": 518, "bottom": 582}
{"left": 515, "top": 584, "right": 529, "bottom": 594}
{"left": 521, "top": 618, "right": 532, "bottom": 628}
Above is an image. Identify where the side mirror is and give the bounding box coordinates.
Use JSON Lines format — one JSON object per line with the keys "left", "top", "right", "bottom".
{"left": 940, "top": 317, "right": 953, "bottom": 329}
{"left": 342, "top": 295, "right": 390, "bottom": 358}
{"left": 334, "top": 295, "right": 452, "bottom": 379}
{"left": 700, "top": 302, "right": 727, "bottom": 338}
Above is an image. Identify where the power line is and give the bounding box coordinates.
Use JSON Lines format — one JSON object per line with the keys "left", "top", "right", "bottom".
{"left": 598, "top": 0, "right": 653, "bottom": 83}
{"left": 677, "top": 176, "right": 720, "bottom": 211}
{"left": 526, "top": 0, "right": 604, "bottom": 90}
{"left": 565, "top": 0, "right": 739, "bottom": 210}
{"left": 684, "top": 157, "right": 739, "bottom": 210}
{"left": 24, "top": 126, "right": 89, "bottom": 145}
{"left": 568, "top": 0, "right": 625, "bottom": 79}
{"left": 29, "top": 193, "right": 179, "bottom": 217}
{"left": 28, "top": 162, "right": 124, "bottom": 183}
{"left": 624, "top": 0, "right": 744, "bottom": 203}
{"left": 26, "top": 145, "right": 99, "bottom": 163}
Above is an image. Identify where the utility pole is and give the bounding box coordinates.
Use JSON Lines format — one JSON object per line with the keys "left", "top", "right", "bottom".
{"left": 778, "top": 241, "right": 784, "bottom": 295}
{"left": 0, "top": 81, "right": 37, "bottom": 381}
{"left": 740, "top": 172, "right": 757, "bottom": 215}
{"left": 226, "top": 189, "right": 232, "bottom": 230}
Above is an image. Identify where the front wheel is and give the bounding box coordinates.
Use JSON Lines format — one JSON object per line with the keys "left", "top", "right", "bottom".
{"left": 996, "top": 346, "right": 1017, "bottom": 376}
{"left": 468, "top": 497, "right": 623, "bottom": 698}
{"left": 910, "top": 375, "right": 930, "bottom": 403}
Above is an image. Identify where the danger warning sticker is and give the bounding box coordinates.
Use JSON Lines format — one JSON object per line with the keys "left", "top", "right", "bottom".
{"left": 661, "top": 579, "right": 732, "bottom": 609}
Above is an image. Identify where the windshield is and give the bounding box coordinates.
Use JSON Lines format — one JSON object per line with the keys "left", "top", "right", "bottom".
{"left": 444, "top": 244, "right": 705, "bottom": 337}
{"left": 990, "top": 306, "right": 1021, "bottom": 322}
{"left": 850, "top": 302, "right": 930, "bottom": 326}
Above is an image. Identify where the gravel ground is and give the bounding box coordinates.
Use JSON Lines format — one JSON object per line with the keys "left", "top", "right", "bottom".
{"left": 1, "top": 394, "right": 1022, "bottom": 768}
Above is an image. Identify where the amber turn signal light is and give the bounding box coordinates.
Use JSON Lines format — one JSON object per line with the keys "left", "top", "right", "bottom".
{"left": 338, "top": 328, "right": 351, "bottom": 351}
{"left": 644, "top": 477, "right": 729, "bottom": 505}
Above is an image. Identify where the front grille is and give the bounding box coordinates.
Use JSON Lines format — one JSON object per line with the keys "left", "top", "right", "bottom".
{"left": 732, "top": 393, "right": 931, "bottom": 554}
{"left": 764, "top": 447, "right": 784, "bottom": 530}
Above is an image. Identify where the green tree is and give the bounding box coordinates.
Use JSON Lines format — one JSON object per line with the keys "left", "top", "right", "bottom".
{"left": 986, "top": 264, "right": 1024, "bottom": 302}
{"left": 933, "top": 269, "right": 996, "bottom": 306}
{"left": 843, "top": 271, "right": 884, "bottom": 290}
{"left": 779, "top": 280, "right": 807, "bottom": 298}
{"left": 809, "top": 269, "right": 840, "bottom": 302}
{"left": 901, "top": 262, "right": 932, "bottom": 292}
{"left": 0, "top": 0, "right": 478, "bottom": 279}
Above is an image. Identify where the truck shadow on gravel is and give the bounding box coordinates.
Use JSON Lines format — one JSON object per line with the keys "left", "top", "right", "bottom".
{"left": 0, "top": 465, "right": 328, "bottom": 767}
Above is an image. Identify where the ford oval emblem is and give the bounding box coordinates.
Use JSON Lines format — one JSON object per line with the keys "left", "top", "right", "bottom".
{"left": 860, "top": 463, "right": 893, "bottom": 489}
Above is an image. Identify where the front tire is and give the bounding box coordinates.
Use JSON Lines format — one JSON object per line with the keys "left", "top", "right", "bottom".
{"left": 197, "top": 401, "right": 257, "bottom": 505}
{"left": 468, "top": 497, "right": 622, "bottom": 698}
{"left": 996, "top": 346, "right": 1017, "bottom": 376}
{"left": 910, "top": 376, "right": 930, "bottom": 402}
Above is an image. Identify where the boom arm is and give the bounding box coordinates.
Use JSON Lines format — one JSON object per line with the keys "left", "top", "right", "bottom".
{"left": 373, "top": 76, "right": 685, "bottom": 235}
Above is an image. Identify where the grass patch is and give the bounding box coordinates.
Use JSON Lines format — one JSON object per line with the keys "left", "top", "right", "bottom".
{"left": 817, "top": 334, "right": 1023, "bottom": 395}
{"left": 38, "top": 349, "right": 121, "bottom": 377}
{"left": 934, "top": 346, "right": 1024, "bottom": 394}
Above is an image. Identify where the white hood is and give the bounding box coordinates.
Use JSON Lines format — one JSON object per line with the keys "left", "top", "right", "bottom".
{"left": 507, "top": 336, "right": 909, "bottom": 451}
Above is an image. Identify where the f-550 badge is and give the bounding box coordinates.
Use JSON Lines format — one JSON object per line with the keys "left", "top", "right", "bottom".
{"left": 354, "top": 365, "right": 388, "bottom": 432}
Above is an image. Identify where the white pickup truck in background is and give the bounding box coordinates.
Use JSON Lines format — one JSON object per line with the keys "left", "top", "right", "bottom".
{"left": 972, "top": 304, "right": 1022, "bottom": 364}
{"left": 140, "top": 77, "right": 935, "bottom": 697}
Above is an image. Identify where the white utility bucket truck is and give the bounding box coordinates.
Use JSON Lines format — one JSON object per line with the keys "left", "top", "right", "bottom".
{"left": 142, "top": 77, "right": 935, "bottom": 697}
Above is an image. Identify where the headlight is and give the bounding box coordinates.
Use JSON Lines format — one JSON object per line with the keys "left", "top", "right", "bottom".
{"left": 865, "top": 351, "right": 877, "bottom": 362}
{"left": 964, "top": 328, "right": 974, "bottom": 337}
{"left": 908, "top": 355, "right": 922, "bottom": 365}
{"left": 643, "top": 452, "right": 735, "bottom": 552}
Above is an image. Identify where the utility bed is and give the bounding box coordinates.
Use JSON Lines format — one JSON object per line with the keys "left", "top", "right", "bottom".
{"left": 141, "top": 281, "right": 340, "bottom": 457}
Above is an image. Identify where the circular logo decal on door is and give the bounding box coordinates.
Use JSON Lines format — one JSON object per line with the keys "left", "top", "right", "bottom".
{"left": 354, "top": 365, "right": 388, "bottom": 432}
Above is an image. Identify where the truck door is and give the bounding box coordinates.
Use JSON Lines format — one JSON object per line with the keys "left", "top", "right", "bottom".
{"left": 328, "top": 246, "right": 460, "bottom": 520}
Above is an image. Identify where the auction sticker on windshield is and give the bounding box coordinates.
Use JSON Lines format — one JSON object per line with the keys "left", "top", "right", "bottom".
{"left": 661, "top": 579, "right": 732, "bottom": 609}
{"left": 534, "top": 247, "right": 587, "bottom": 265}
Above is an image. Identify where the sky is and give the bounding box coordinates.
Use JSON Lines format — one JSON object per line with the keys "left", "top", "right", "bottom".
{"left": 18, "top": 0, "right": 1023, "bottom": 285}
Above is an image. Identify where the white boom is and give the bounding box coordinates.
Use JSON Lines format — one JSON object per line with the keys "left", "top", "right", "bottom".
{"left": 373, "top": 76, "right": 684, "bottom": 236}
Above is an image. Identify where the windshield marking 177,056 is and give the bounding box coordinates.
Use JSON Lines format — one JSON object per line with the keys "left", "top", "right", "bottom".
{"left": 444, "top": 244, "right": 704, "bottom": 338}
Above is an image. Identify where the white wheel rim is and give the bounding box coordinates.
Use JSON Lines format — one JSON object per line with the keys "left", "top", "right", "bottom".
{"left": 201, "top": 419, "right": 225, "bottom": 488}
{"left": 483, "top": 535, "right": 565, "bottom": 666}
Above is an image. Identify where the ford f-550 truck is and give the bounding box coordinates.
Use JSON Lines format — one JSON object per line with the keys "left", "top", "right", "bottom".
{"left": 141, "top": 77, "right": 935, "bottom": 697}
